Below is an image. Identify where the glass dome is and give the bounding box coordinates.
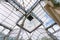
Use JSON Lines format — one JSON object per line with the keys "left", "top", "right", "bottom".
{"left": 0, "top": 0, "right": 60, "bottom": 40}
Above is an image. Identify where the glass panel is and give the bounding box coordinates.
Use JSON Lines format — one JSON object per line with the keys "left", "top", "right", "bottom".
{"left": 2, "top": 29, "right": 10, "bottom": 35}
{"left": 16, "top": 0, "right": 38, "bottom": 10}
{"left": 0, "top": 25, "right": 10, "bottom": 35}
{"left": 48, "top": 28, "right": 54, "bottom": 33}
{"left": 32, "top": 4, "right": 55, "bottom": 28}
{"left": 53, "top": 24, "right": 60, "bottom": 31}
{"left": 9, "top": 28, "right": 20, "bottom": 38}
{"left": 43, "top": 14, "right": 55, "bottom": 28}
{"left": 0, "top": 2, "right": 23, "bottom": 29}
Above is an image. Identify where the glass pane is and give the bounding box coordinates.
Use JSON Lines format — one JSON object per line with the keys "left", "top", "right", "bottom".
{"left": 48, "top": 28, "right": 54, "bottom": 33}
{"left": 9, "top": 28, "right": 20, "bottom": 37}
{"left": 53, "top": 24, "right": 60, "bottom": 31}
{"left": 32, "top": 4, "right": 55, "bottom": 28}
{"left": 43, "top": 14, "right": 55, "bottom": 28}
{"left": 16, "top": 0, "right": 38, "bottom": 10}
{"left": 0, "top": 2, "right": 23, "bottom": 29}
{"left": 2, "top": 29, "right": 10, "bottom": 35}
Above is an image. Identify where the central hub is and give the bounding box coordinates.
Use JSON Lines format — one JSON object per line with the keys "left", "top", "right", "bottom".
{"left": 17, "top": 15, "right": 41, "bottom": 33}
{"left": 27, "top": 15, "right": 33, "bottom": 21}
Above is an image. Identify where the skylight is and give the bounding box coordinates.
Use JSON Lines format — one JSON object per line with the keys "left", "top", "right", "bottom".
{"left": 0, "top": 0, "right": 60, "bottom": 40}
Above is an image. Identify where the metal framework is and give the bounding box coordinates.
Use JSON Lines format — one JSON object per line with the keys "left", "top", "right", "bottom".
{"left": 0, "top": 0, "right": 60, "bottom": 40}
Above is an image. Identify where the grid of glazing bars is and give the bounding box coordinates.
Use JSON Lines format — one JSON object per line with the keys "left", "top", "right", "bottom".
{"left": 0, "top": 0, "right": 60, "bottom": 40}
{"left": 15, "top": 0, "right": 38, "bottom": 11}
{"left": 0, "top": 0, "right": 58, "bottom": 33}
{"left": 0, "top": 2, "right": 23, "bottom": 30}
{"left": 8, "top": 0, "right": 43, "bottom": 33}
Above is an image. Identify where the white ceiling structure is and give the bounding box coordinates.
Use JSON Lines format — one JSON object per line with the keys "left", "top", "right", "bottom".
{"left": 0, "top": 0, "right": 60, "bottom": 40}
